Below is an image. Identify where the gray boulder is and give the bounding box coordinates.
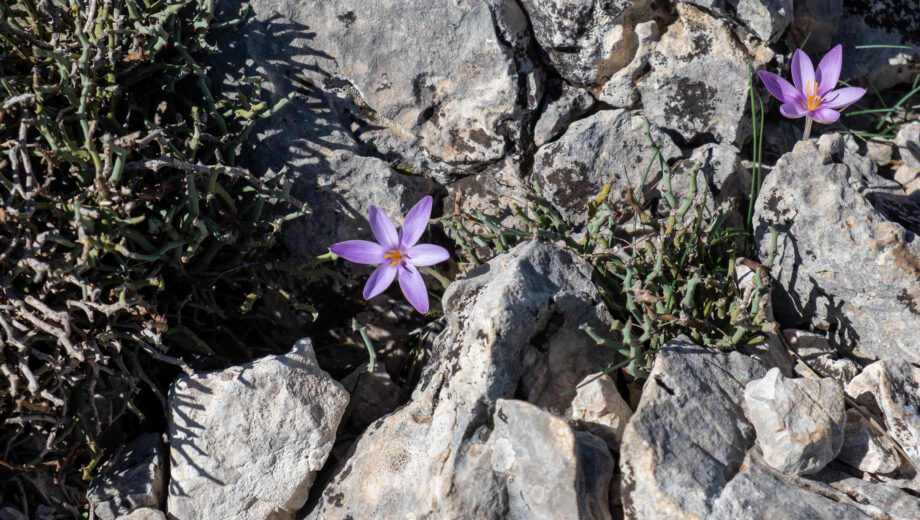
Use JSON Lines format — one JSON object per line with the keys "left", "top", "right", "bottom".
{"left": 520, "top": 0, "right": 654, "bottom": 88}
{"left": 680, "top": 0, "right": 793, "bottom": 43}
{"left": 167, "top": 338, "right": 348, "bottom": 520}
{"left": 754, "top": 134, "right": 920, "bottom": 363}
{"left": 620, "top": 338, "right": 892, "bottom": 519}
{"left": 783, "top": 330, "right": 860, "bottom": 385}
{"left": 87, "top": 434, "right": 165, "bottom": 520}
{"left": 743, "top": 368, "right": 846, "bottom": 475}
{"left": 307, "top": 241, "right": 618, "bottom": 518}
{"left": 638, "top": 3, "right": 773, "bottom": 146}
{"left": 532, "top": 109, "right": 680, "bottom": 225}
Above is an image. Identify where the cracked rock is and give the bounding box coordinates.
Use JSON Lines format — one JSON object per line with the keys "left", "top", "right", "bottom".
{"left": 897, "top": 122, "right": 920, "bottom": 170}
{"left": 783, "top": 330, "right": 860, "bottom": 385}
{"left": 570, "top": 373, "right": 633, "bottom": 450}
{"left": 754, "top": 134, "right": 920, "bottom": 363}
{"left": 520, "top": 0, "right": 655, "bottom": 88}
{"left": 638, "top": 3, "right": 773, "bottom": 146}
{"left": 533, "top": 80, "right": 597, "bottom": 147}
{"left": 532, "top": 109, "right": 680, "bottom": 225}
{"left": 87, "top": 434, "right": 166, "bottom": 520}
{"left": 307, "top": 242, "right": 618, "bottom": 518}
{"left": 167, "top": 338, "right": 348, "bottom": 520}
{"left": 680, "top": 0, "right": 793, "bottom": 43}
{"left": 837, "top": 409, "right": 903, "bottom": 475}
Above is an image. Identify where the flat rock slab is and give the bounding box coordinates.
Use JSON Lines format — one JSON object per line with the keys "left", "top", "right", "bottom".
{"left": 167, "top": 338, "right": 348, "bottom": 520}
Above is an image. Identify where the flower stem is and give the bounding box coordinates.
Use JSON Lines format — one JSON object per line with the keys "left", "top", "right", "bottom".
{"left": 802, "top": 117, "right": 813, "bottom": 141}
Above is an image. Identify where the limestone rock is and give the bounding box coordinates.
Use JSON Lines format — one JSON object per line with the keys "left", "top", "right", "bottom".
{"left": 570, "top": 373, "right": 633, "bottom": 450}
{"left": 307, "top": 242, "right": 618, "bottom": 518}
{"left": 680, "top": 0, "right": 793, "bottom": 43}
{"left": 339, "top": 363, "right": 402, "bottom": 430}
{"left": 520, "top": 0, "right": 654, "bottom": 88}
{"left": 836, "top": 10, "right": 920, "bottom": 92}
{"left": 620, "top": 338, "right": 872, "bottom": 519}
{"left": 532, "top": 109, "right": 680, "bottom": 225}
{"left": 115, "top": 509, "right": 166, "bottom": 520}
{"left": 837, "top": 409, "right": 903, "bottom": 475}
{"left": 894, "top": 164, "right": 920, "bottom": 196}
{"left": 533, "top": 81, "right": 596, "bottom": 147}
{"left": 846, "top": 360, "right": 920, "bottom": 468}
{"left": 753, "top": 134, "right": 920, "bottom": 363}
{"left": 897, "top": 122, "right": 920, "bottom": 170}
{"left": 743, "top": 368, "right": 846, "bottom": 475}
{"left": 491, "top": 399, "right": 615, "bottom": 520}
{"left": 813, "top": 470, "right": 920, "bottom": 520}
{"left": 783, "top": 330, "right": 860, "bottom": 385}
{"left": 638, "top": 3, "right": 773, "bottom": 146}
{"left": 598, "top": 20, "right": 659, "bottom": 108}
{"left": 167, "top": 338, "right": 348, "bottom": 520}
{"left": 87, "top": 433, "right": 165, "bottom": 520}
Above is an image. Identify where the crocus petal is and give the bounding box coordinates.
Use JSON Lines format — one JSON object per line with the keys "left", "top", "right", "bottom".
{"left": 399, "top": 196, "right": 433, "bottom": 248}
{"left": 397, "top": 263, "right": 429, "bottom": 313}
{"left": 363, "top": 262, "right": 397, "bottom": 300}
{"left": 330, "top": 240, "right": 387, "bottom": 265}
{"left": 821, "top": 86, "right": 866, "bottom": 110}
{"left": 809, "top": 107, "right": 841, "bottom": 124}
{"left": 368, "top": 205, "right": 399, "bottom": 250}
{"left": 815, "top": 44, "right": 842, "bottom": 96}
{"left": 406, "top": 243, "right": 450, "bottom": 267}
{"left": 791, "top": 48, "right": 815, "bottom": 95}
{"left": 758, "top": 71, "right": 803, "bottom": 105}
{"left": 779, "top": 102, "right": 808, "bottom": 119}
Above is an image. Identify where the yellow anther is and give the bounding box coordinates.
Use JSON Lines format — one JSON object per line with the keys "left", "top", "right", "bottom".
{"left": 805, "top": 79, "right": 822, "bottom": 111}
{"left": 384, "top": 249, "right": 403, "bottom": 266}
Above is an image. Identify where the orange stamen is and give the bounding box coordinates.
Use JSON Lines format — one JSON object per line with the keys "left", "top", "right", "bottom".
{"left": 805, "top": 79, "right": 822, "bottom": 111}
{"left": 384, "top": 249, "right": 403, "bottom": 266}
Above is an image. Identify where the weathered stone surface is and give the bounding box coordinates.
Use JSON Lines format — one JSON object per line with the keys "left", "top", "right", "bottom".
{"left": 570, "top": 373, "right": 633, "bottom": 450}
{"left": 837, "top": 409, "right": 903, "bottom": 474}
{"left": 754, "top": 134, "right": 920, "bottom": 363}
{"left": 897, "top": 122, "right": 920, "bottom": 170}
{"left": 846, "top": 360, "right": 920, "bottom": 469}
{"left": 744, "top": 368, "right": 846, "bottom": 475}
{"left": 308, "top": 242, "right": 617, "bottom": 518}
{"left": 213, "top": 1, "right": 439, "bottom": 256}
{"left": 598, "top": 20, "right": 659, "bottom": 108}
{"left": 491, "top": 399, "right": 615, "bottom": 520}
{"left": 813, "top": 469, "right": 920, "bottom": 520}
{"left": 620, "top": 339, "right": 877, "bottom": 519}
{"left": 253, "top": 0, "right": 541, "bottom": 168}
{"left": 533, "top": 81, "right": 596, "bottom": 147}
{"left": 115, "top": 509, "right": 166, "bottom": 520}
{"left": 532, "top": 109, "right": 680, "bottom": 225}
{"left": 638, "top": 3, "right": 773, "bottom": 146}
{"left": 680, "top": 0, "right": 793, "bottom": 43}
{"left": 87, "top": 433, "right": 165, "bottom": 520}
{"left": 520, "top": 0, "right": 653, "bottom": 88}
{"left": 167, "top": 338, "right": 348, "bottom": 520}
{"left": 620, "top": 338, "right": 765, "bottom": 518}
{"left": 784, "top": 330, "right": 860, "bottom": 385}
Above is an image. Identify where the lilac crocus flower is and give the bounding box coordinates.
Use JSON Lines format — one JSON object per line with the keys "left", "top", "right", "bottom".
{"left": 758, "top": 44, "right": 865, "bottom": 139}
{"left": 330, "top": 196, "right": 449, "bottom": 314}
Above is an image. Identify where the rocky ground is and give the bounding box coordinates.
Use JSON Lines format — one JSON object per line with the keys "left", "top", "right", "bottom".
{"left": 65, "top": 0, "right": 920, "bottom": 519}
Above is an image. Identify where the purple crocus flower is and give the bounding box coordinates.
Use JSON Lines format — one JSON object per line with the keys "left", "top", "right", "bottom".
{"left": 758, "top": 45, "right": 865, "bottom": 137}
{"left": 330, "top": 196, "right": 449, "bottom": 314}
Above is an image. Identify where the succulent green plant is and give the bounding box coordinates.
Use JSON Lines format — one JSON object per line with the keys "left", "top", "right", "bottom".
{"left": 0, "top": 0, "right": 308, "bottom": 494}
{"left": 445, "top": 124, "right": 771, "bottom": 379}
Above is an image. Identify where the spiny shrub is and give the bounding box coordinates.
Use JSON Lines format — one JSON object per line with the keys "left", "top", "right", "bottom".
{"left": 0, "top": 0, "right": 306, "bottom": 489}
{"left": 445, "top": 124, "right": 772, "bottom": 379}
